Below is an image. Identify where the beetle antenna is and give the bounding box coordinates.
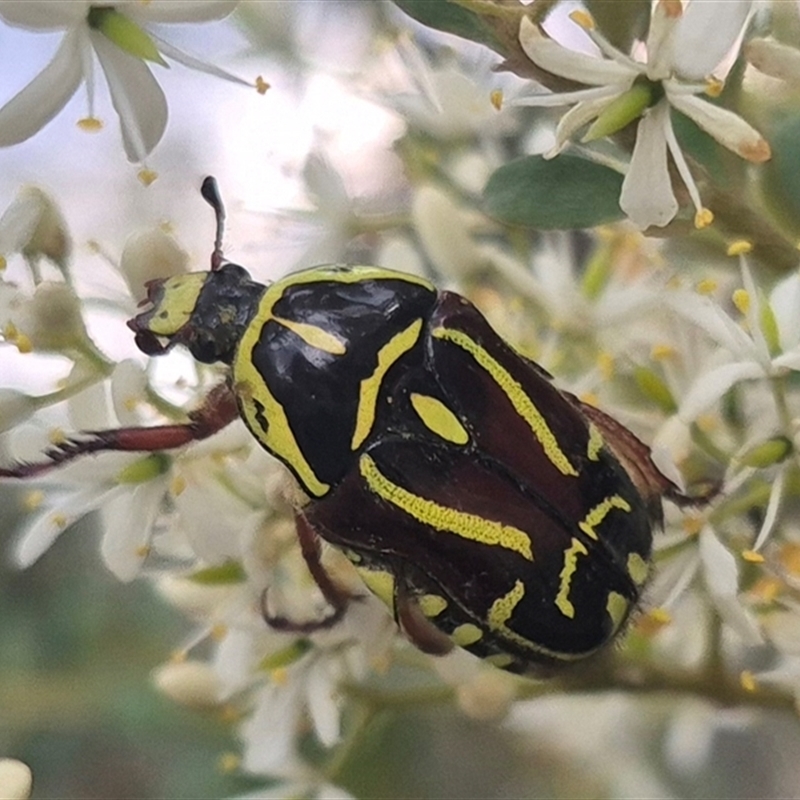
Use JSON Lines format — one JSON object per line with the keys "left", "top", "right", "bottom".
{"left": 201, "top": 176, "right": 226, "bottom": 271}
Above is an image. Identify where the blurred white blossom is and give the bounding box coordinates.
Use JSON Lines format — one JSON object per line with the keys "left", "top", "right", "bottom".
{"left": 517, "top": 1, "right": 770, "bottom": 229}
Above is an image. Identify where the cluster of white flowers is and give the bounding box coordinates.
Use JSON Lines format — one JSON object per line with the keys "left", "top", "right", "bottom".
{"left": 2, "top": 0, "right": 800, "bottom": 796}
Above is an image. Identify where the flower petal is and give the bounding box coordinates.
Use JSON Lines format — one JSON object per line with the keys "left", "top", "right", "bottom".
{"left": 0, "top": 29, "right": 84, "bottom": 146}
{"left": 100, "top": 478, "right": 167, "bottom": 580}
{"left": 153, "top": 36, "right": 252, "bottom": 86}
{"left": 699, "top": 526, "right": 763, "bottom": 646}
{"left": 666, "top": 91, "right": 770, "bottom": 163}
{"left": 519, "top": 17, "right": 636, "bottom": 86}
{"left": 91, "top": 31, "right": 167, "bottom": 161}
{"left": 619, "top": 103, "right": 678, "bottom": 229}
{"left": 677, "top": 360, "right": 764, "bottom": 422}
{"left": 746, "top": 37, "right": 800, "bottom": 83}
{"left": 120, "top": 0, "right": 238, "bottom": 24}
{"left": 548, "top": 94, "right": 617, "bottom": 155}
{"left": 672, "top": 0, "right": 752, "bottom": 81}
{"left": 0, "top": 1, "right": 87, "bottom": 29}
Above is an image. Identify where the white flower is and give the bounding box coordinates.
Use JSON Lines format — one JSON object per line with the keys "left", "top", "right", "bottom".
{"left": 517, "top": 1, "right": 771, "bottom": 229}
{"left": 0, "top": 186, "right": 71, "bottom": 279}
{"left": 0, "top": 0, "right": 257, "bottom": 163}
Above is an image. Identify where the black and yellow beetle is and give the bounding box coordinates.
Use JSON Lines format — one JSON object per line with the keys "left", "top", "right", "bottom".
{"left": 0, "top": 178, "right": 696, "bottom": 675}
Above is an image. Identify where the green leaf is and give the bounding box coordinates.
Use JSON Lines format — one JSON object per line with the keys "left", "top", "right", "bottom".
{"left": 483, "top": 155, "right": 624, "bottom": 230}
{"left": 392, "top": 0, "right": 503, "bottom": 53}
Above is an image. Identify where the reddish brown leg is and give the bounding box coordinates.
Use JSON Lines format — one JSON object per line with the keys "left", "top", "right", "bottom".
{"left": 0, "top": 383, "right": 239, "bottom": 479}
{"left": 260, "top": 514, "right": 356, "bottom": 633}
{"left": 395, "top": 577, "right": 454, "bottom": 656}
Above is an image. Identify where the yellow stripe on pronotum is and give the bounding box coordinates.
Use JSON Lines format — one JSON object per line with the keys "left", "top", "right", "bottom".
{"left": 578, "top": 495, "right": 632, "bottom": 540}
{"left": 359, "top": 454, "right": 533, "bottom": 560}
{"left": 233, "top": 266, "right": 434, "bottom": 498}
{"left": 409, "top": 393, "right": 469, "bottom": 445}
{"left": 351, "top": 319, "right": 424, "bottom": 450}
{"left": 555, "top": 538, "right": 589, "bottom": 619}
{"left": 432, "top": 327, "right": 578, "bottom": 477}
{"left": 272, "top": 316, "right": 346, "bottom": 355}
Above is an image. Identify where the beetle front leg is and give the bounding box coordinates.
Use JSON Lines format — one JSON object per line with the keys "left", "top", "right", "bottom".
{"left": 260, "top": 514, "right": 356, "bottom": 633}
{"left": 0, "top": 383, "right": 240, "bottom": 479}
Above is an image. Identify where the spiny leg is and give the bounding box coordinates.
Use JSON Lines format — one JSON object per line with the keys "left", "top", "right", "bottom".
{"left": 260, "top": 514, "right": 356, "bottom": 633}
{"left": 0, "top": 383, "right": 239, "bottom": 479}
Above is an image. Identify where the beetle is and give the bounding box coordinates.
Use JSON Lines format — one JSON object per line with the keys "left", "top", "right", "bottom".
{"left": 0, "top": 177, "right": 697, "bottom": 675}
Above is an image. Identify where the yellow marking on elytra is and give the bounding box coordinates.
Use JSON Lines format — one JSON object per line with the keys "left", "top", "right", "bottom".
{"left": 606, "top": 591, "right": 629, "bottom": 630}
{"left": 451, "top": 623, "right": 483, "bottom": 646}
{"left": 488, "top": 580, "right": 527, "bottom": 645}
{"left": 351, "top": 319, "right": 423, "bottom": 450}
{"left": 410, "top": 393, "right": 469, "bottom": 445}
{"left": 555, "top": 538, "right": 588, "bottom": 619}
{"left": 627, "top": 552, "right": 649, "bottom": 585}
{"left": 587, "top": 424, "right": 603, "bottom": 461}
{"left": 233, "top": 265, "right": 435, "bottom": 498}
{"left": 432, "top": 327, "right": 578, "bottom": 477}
{"left": 578, "top": 495, "right": 632, "bottom": 540}
{"left": 272, "top": 316, "right": 346, "bottom": 355}
{"left": 419, "top": 594, "right": 448, "bottom": 618}
{"left": 146, "top": 273, "right": 207, "bottom": 335}
{"left": 355, "top": 567, "right": 396, "bottom": 611}
{"left": 485, "top": 653, "right": 514, "bottom": 668}
{"left": 359, "top": 455, "right": 533, "bottom": 561}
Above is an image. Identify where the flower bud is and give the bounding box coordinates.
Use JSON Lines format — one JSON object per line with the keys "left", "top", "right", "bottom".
{"left": 153, "top": 660, "right": 221, "bottom": 708}
{"left": 119, "top": 228, "right": 189, "bottom": 303}
{"left": 0, "top": 187, "right": 71, "bottom": 275}
{"left": 14, "top": 282, "right": 86, "bottom": 352}
{"left": 0, "top": 758, "right": 33, "bottom": 800}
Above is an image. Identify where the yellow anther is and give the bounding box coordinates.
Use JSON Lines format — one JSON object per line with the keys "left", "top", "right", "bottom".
{"left": 727, "top": 240, "right": 753, "bottom": 257}
{"left": 14, "top": 333, "right": 32, "bottom": 353}
{"left": 51, "top": 513, "right": 68, "bottom": 529}
{"left": 0, "top": 255, "right": 6, "bottom": 271}
{"left": 748, "top": 577, "right": 781, "bottom": 603}
{"left": 138, "top": 168, "right": 158, "bottom": 186}
{"left": 23, "top": 490, "right": 45, "bottom": 511}
{"left": 210, "top": 623, "right": 228, "bottom": 641}
{"left": 597, "top": 351, "right": 615, "bottom": 380}
{"left": 696, "top": 278, "right": 718, "bottom": 295}
{"left": 732, "top": 288, "right": 750, "bottom": 315}
{"left": 682, "top": 515, "right": 704, "bottom": 536}
{"left": 704, "top": 77, "right": 724, "bottom": 98}
{"left": 270, "top": 666, "right": 289, "bottom": 686}
{"left": 490, "top": 89, "right": 504, "bottom": 111}
{"left": 741, "top": 549, "right": 765, "bottom": 564}
{"left": 651, "top": 343, "right": 676, "bottom": 361}
{"left": 170, "top": 649, "right": 188, "bottom": 663}
{"left": 635, "top": 607, "right": 671, "bottom": 636}
{"left": 568, "top": 9, "right": 595, "bottom": 29}
{"left": 218, "top": 753, "right": 241, "bottom": 774}
{"left": 694, "top": 207, "right": 714, "bottom": 229}
{"left": 779, "top": 542, "right": 800, "bottom": 575}
{"left": 77, "top": 117, "right": 103, "bottom": 132}
{"left": 740, "top": 670, "right": 757, "bottom": 692}
{"left": 135, "top": 544, "right": 151, "bottom": 558}
{"left": 48, "top": 428, "right": 67, "bottom": 445}
{"left": 255, "top": 75, "right": 270, "bottom": 95}
{"left": 170, "top": 475, "right": 187, "bottom": 496}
